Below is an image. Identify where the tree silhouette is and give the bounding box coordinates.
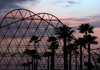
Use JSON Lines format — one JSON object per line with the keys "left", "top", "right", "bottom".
{"left": 75, "top": 51, "right": 79, "bottom": 70}
{"left": 47, "top": 36, "right": 59, "bottom": 70}
{"left": 21, "top": 63, "right": 29, "bottom": 70}
{"left": 67, "top": 43, "right": 78, "bottom": 70}
{"left": 23, "top": 49, "right": 38, "bottom": 70}
{"left": 78, "top": 23, "right": 94, "bottom": 35}
{"left": 23, "top": 49, "right": 31, "bottom": 70}
{"left": 29, "top": 35, "right": 40, "bottom": 44}
{"left": 34, "top": 54, "right": 41, "bottom": 70}
{"left": 29, "top": 35, "right": 41, "bottom": 70}
{"left": 55, "top": 25, "right": 74, "bottom": 70}
{"left": 43, "top": 52, "right": 52, "bottom": 70}
{"left": 74, "top": 38, "right": 86, "bottom": 70}
{"left": 78, "top": 23, "right": 97, "bottom": 70}
{"left": 84, "top": 35, "right": 97, "bottom": 70}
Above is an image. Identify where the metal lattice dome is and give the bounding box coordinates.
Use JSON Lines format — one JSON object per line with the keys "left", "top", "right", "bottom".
{"left": 0, "top": 9, "right": 64, "bottom": 70}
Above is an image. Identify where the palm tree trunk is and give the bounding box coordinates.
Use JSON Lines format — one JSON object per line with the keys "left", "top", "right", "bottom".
{"left": 27, "top": 54, "right": 30, "bottom": 70}
{"left": 51, "top": 50, "right": 55, "bottom": 70}
{"left": 48, "top": 56, "right": 49, "bottom": 70}
{"left": 63, "top": 38, "right": 68, "bottom": 70}
{"left": 29, "top": 65, "right": 30, "bottom": 70}
{"left": 69, "top": 50, "right": 72, "bottom": 70}
{"left": 34, "top": 59, "right": 35, "bottom": 70}
{"left": 80, "top": 45, "right": 82, "bottom": 70}
{"left": 85, "top": 31, "right": 87, "bottom": 36}
{"left": 24, "top": 67, "right": 25, "bottom": 70}
{"left": 88, "top": 43, "right": 90, "bottom": 70}
{"left": 36, "top": 59, "right": 38, "bottom": 70}
{"left": 32, "top": 57, "right": 33, "bottom": 70}
{"left": 75, "top": 54, "right": 77, "bottom": 70}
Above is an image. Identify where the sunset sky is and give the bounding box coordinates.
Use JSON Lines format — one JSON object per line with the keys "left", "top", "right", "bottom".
{"left": 0, "top": 0, "right": 100, "bottom": 48}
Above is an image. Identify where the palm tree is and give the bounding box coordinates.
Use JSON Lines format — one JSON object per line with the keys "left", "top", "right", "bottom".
{"left": 47, "top": 36, "right": 59, "bottom": 70}
{"left": 24, "top": 49, "right": 37, "bottom": 70}
{"left": 78, "top": 23, "right": 97, "bottom": 70}
{"left": 34, "top": 54, "right": 41, "bottom": 70}
{"left": 78, "top": 23, "right": 94, "bottom": 36}
{"left": 43, "top": 52, "right": 52, "bottom": 70}
{"left": 74, "top": 38, "right": 86, "bottom": 70}
{"left": 27, "top": 62, "right": 32, "bottom": 70}
{"left": 21, "top": 63, "right": 29, "bottom": 70}
{"left": 75, "top": 51, "right": 79, "bottom": 70}
{"left": 67, "top": 43, "right": 78, "bottom": 70}
{"left": 55, "top": 25, "right": 74, "bottom": 70}
{"left": 29, "top": 35, "right": 40, "bottom": 44}
{"left": 29, "top": 35, "right": 41, "bottom": 70}
{"left": 83, "top": 35, "right": 97, "bottom": 70}
{"left": 23, "top": 49, "right": 31, "bottom": 70}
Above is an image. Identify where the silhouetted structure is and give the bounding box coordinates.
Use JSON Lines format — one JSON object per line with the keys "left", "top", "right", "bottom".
{"left": 55, "top": 25, "right": 74, "bottom": 70}
{"left": 78, "top": 23, "right": 98, "bottom": 70}
{"left": 47, "top": 36, "right": 59, "bottom": 70}
{"left": 43, "top": 52, "right": 52, "bottom": 70}
{"left": 0, "top": 9, "right": 99, "bottom": 70}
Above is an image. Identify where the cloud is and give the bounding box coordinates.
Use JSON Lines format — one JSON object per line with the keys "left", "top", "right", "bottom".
{"left": 68, "top": 1, "right": 78, "bottom": 4}
{"left": 60, "top": 14, "right": 100, "bottom": 22}
{"left": 60, "top": 17, "right": 90, "bottom": 22}
{"left": 0, "top": 0, "right": 24, "bottom": 11}
{"left": 0, "top": 0, "right": 40, "bottom": 24}
{"left": 64, "top": 1, "right": 80, "bottom": 7}
{"left": 87, "top": 14, "right": 100, "bottom": 19}
{"left": 90, "top": 19, "right": 100, "bottom": 28}
{"left": 64, "top": 5, "right": 70, "bottom": 7}
{"left": 55, "top": 0, "right": 80, "bottom": 4}
{"left": 0, "top": 0, "right": 39, "bottom": 12}
{"left": 51, "top": 0, "right": 80, "bottom": 7}
{"left": 59, "top": 14, "right": 100, "bottom": 31}
{"left": 86, "top": 14, "right": 100, "bottom": 28}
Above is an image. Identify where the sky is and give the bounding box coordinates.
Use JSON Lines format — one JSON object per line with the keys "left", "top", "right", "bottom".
{"left": 0, "top": 0, "right": 100, "bottom": 48}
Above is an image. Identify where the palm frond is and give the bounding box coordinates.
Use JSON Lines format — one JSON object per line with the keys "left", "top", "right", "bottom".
{"left": 78, "top": 23, "right": 94, "bottom": 34}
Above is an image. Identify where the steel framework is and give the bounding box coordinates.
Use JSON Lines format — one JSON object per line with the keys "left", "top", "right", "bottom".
{"left": 0, "top": 9, "right": 100, "bottom": 70}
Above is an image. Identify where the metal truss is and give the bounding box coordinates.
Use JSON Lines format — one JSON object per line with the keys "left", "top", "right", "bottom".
{"left": 0, "top": 8, "right": 100, "bottom": 70}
